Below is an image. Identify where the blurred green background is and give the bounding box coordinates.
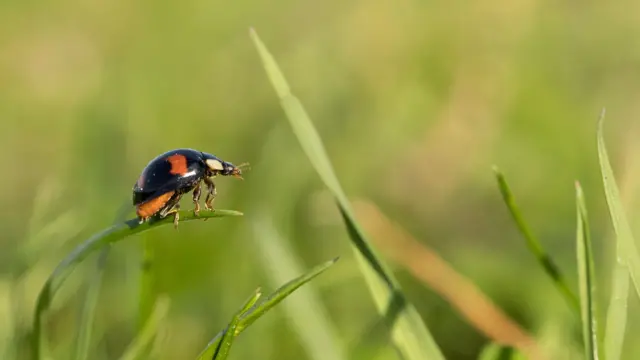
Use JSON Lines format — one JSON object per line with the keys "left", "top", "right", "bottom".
{"left": 2, "top": 0, "right": 640, "bottom": 359}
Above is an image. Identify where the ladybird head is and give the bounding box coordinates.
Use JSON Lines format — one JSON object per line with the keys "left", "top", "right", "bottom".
{"left": 221, "top": 162, "right": 250, "bottom": 179}
{"left": 202, "top": 153, "right": 249, "bottom": 179}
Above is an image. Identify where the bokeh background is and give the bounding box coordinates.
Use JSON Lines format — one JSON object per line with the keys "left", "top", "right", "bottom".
{"left": 2, "top": 0, "right": 640, "bottom": 359}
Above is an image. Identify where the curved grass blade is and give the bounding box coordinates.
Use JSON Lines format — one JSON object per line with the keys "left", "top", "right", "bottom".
{"left": 250, "top": 28, "right": 444, "bottom": 360}
{"left": 72, "top": 248, "right": 110, "bottom": 360}
{"left": 118, "top": 296, "right": 171, "bottom": 360}
{"left": 73, "top": 200, "right": 130, "bottom": 360}
{"left": 493, "top": 167, "right": 580, "bottom": 316}
{"left": 597, "top": 109, "right": 638, "bottom": 360}
{"left": 31, "top": 209, "right": 243, "bottom": 360}
{"left": 211, "top": 289, "right": 262, "bottom": 360}
{"left": 575, "top": 182, "right": 600, "bottom": 360}
{"left": 241, "top": 257, "right": 338, "bottom": 330}
{"left": 197, "top": 257, "right": 339, "bottom": 360}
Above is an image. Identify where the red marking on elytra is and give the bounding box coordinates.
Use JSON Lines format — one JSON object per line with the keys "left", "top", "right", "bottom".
{"left": 167, "top": 154, "right": 188, "bottom": 175}
{"left": 136, "top": 191, "right": 175, "bottom": 218}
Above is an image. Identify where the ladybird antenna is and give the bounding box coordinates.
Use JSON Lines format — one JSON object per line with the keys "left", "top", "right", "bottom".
{"left": 237, "top": 162, "right": 251, "bottom": 171}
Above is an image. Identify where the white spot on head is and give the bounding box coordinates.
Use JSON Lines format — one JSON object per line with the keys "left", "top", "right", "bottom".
{"left": 206, "top": 159, "right": 224, "bottom": 171}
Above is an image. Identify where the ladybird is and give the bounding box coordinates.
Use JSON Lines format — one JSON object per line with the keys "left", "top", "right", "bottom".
{"left": 132, "top": 148, "right": 248, "bottom": 228}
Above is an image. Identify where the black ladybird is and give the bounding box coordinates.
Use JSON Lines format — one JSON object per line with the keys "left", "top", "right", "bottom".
{"left": 132, "top": 148, "right": 247, "bottom": 228}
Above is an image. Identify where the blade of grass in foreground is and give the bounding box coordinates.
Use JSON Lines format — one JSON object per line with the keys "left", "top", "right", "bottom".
{"left": 31, "top": 209, "right": 243, "bottom": 360}
{"left": 72, "top": 248, "right": 110, "bottom": 360}
{"left": 250, "top": 28, "right": 444, "bottom": 360}
{"left": 197, "top": 257, "right": 338, "bottom": 360}
{"left": 212, "top": 289, "right": 262, "bottom": 360}
{"left": 73, "top": 200, "right": 131, "bottom": 360}
{"left": 597, "top": 109, "right": 638, "bottom": 360}
{"left": 493, "top": 167, "right": 580, "bottom": 316}
{"left": 118, "top": 296, "right": 171, "bottom": 360}
{"left": 575, "top": 182, "right": 600, "bottom": 360}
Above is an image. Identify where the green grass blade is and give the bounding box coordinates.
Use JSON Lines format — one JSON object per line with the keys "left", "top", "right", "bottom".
{"left": 31, "top": 209, "right": 243, "bottom": 360}
{"left": 197, "top": 258, "right": 338, "bottom": 360}
{"left": 596, "top": 109, "right": 637, "bottom": 360}
{"left": 73, "top": 201, "right": 130, "bottom": 360}
{"left": 478, "top": 343, "right": 526, "bottom": 360}
{"left": 139, "top": 236, "right": 155, "bottom": 330}
{"left": 239, "top": 257, "right": 338, "bottom": 330}
{"left": 493, "top": 167, "right": 580, "bottom": 315}
{"left": 118, "top": 296, "right": 171, "bottom": 360}
{"left": 604, "top": 263, "right": 629, "bottom": 360}
{"left": 212, "top": 289, "right": 262, "bottom": 360}
{"left": 575, "top": 182, "right": 600, "bottom": 360}
{"left": 71, "top": 248, "right": 110, "bottom": 360}
{"left": 250, "top": 28, "right": 445, "bottom": 360}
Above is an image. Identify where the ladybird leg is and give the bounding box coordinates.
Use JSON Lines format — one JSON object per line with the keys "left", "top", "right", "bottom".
{"left": 204, "top": 177, "right": 217, "bottom": 211}
{"left": 158, "top": 194, "right": 180, "bottom": 217}
{"left": 159, "top": 203, "right": 181, "bottom": 229}
{"left": 172, "top": 204, "right": 180, "bottom": 229}
{"left": 192, "top": 181, "right": 202, "bottom": 216}
{"left": 157, "top": 194, "right": 183, "bottom": 229}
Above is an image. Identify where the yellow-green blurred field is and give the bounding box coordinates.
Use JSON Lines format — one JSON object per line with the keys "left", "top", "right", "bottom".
{"left": 3, "top": 0, "right": 640, "bottom": 359}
